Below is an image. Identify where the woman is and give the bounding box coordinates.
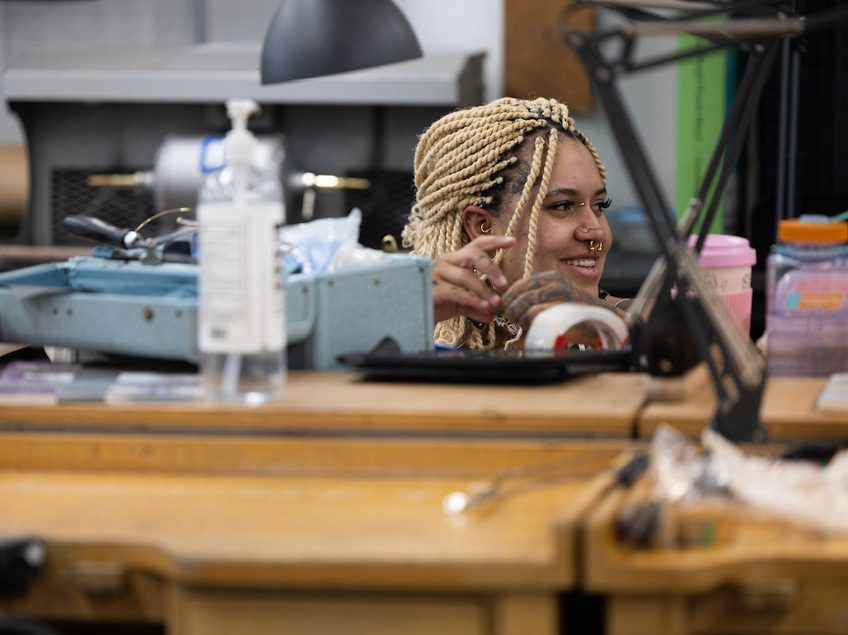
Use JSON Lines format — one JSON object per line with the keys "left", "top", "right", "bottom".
{"left": 402, "top": 96, "right": 624, "bottom": 349}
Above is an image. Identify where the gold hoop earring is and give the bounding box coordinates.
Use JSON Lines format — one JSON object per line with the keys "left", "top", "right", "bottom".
{"left": 480, "top": 222, "right": 492, "bottom": 235}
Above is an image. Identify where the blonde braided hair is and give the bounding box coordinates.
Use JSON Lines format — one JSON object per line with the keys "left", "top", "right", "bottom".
{"left": 402, "top": 97, "right": 606, "bottom": 349}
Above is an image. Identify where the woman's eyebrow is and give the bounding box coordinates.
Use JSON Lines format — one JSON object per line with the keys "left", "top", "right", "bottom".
{"left": 545, "top": 187, "right": 607, "bottom": 198}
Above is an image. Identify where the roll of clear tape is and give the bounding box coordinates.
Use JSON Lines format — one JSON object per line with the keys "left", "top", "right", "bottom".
{"left": 523, "top": 302, "right": 629, "bottom": 350}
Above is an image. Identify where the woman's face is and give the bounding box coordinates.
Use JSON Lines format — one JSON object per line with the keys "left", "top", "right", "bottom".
{"left": 492, "top": 135, "right": 612, "bottom": 295}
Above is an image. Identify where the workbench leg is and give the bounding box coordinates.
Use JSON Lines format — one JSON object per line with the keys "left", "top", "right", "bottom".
{"left": 492, "top": 593, "right": 557, "bottom": 635}
{"left": 606, "top": 596, "right": 687, "bottom": 635}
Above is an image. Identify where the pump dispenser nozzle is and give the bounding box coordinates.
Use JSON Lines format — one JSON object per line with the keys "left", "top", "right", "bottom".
{"left": 225, "top": 98, "right": 259, "bottom": 164}
{"left": 226, "top": 98, "right": 258, "bottom": 130}
{"left": 225, "top": 98, "right": 259, "bottom": 202}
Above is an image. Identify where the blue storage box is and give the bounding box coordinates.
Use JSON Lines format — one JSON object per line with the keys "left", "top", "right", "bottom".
{"left": 0, "top": 255, "right": 433, "bottom": 369}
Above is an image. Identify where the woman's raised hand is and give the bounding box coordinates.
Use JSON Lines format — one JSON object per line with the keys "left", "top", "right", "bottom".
{"left": 502, "top": 271, "right": 602, "bottom": 332}
{"left": 431, "top": 235, "right": 516, "bottom": 323}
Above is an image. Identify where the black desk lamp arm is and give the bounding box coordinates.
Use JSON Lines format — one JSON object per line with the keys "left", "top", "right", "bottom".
{"left": 567, "top": 10, "right": 782, "bottom": 439}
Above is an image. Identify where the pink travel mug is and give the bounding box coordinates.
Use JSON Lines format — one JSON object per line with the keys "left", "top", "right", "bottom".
{"left": 688, "top": 234, "right": 757, "bottom": 334}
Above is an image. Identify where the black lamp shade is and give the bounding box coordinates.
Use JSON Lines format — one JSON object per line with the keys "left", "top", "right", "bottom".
{"left": 261, "top": 0, "right": 423, "bottom": 84}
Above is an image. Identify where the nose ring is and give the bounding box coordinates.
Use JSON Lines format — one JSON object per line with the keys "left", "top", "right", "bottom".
{"left": 588, "top": 240, "right": 604, "bottom": 253}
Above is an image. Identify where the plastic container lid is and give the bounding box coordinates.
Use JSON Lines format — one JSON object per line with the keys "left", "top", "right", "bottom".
{"left": 779, "top": 219, "right": 848, "bottom": 243}
{"left": 688, "top": 234, "right": 756, "bottom": 268}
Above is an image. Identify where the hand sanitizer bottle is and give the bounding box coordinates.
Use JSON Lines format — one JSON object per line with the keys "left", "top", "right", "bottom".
{"left": 197, "top": 98, "right": 286, "bottom": 403}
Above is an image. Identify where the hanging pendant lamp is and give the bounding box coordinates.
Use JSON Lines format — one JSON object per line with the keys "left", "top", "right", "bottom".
{"left": 261, "top": 0, "right": 423, "bottom": 84}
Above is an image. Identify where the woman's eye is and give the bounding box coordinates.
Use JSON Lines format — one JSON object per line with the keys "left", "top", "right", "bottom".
{"left": 593, "top": 198, "right": 612, "bottom": 214}
{"left": 550, "top": 200, "right": 574, "bottom": 212}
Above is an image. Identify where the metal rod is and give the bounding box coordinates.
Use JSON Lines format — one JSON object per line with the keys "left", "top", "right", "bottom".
{"left": 626, "top": 42, "right": 729, "bottom": 75}
{"left": 629, "top": 16, "right": 803, "bottom": 38}
{"left": 586, "top": 0, "right": 724, "bottom": 11}
{"left": 786, "top": 40, "right": 800, "bottom": 217}
{"left": 776, "top": 34, "right": 790, "bottom": 222}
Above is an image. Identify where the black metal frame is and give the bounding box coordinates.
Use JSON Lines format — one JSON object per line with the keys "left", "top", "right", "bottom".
{"left": 564, "top": 0, "right": 848, "bottom": 440}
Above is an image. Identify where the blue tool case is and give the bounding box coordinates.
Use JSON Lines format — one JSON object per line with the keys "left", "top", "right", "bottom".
{"left": 0, "top": 255, "right": 434, "bottom": 369}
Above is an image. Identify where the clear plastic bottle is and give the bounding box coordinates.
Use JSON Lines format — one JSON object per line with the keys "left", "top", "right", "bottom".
{"left": 197, "top": 98, "right": 286, "bottom": 403}
{"left": 766, "top": 217, "right": 848, "bottom": 376}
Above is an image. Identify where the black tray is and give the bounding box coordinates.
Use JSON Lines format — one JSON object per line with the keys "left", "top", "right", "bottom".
{"left": 338, "top": 339, "right": 632, "bottom": 384}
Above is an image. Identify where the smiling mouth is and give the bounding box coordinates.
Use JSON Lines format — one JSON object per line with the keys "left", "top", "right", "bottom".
{"left": 561, "top": 257, "right": 601, "bottom": 280}
{"left": 563, "top": 258, "right": 598, "bottom": 268}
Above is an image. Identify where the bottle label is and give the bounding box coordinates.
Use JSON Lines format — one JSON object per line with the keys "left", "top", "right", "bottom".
{"left": 786, "top": 292, "right": 845, "bottom": 311}
{"left": 772, "top": 268, "right": 848, "bottom": 314}
{"left": 198, "top": 201, "right": 285, "bottom": 354}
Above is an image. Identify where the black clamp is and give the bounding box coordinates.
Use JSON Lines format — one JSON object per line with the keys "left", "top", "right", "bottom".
{"left": 0, "top": 537, "right": 46, "bottom": 598}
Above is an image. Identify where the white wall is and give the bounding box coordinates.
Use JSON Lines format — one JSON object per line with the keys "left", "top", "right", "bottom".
{"left": 202, "top": 0, "right": 280, "bottom": 43}
{"left": 577, "top": 32, "right": 679, "bottom": 214}
{"left": 0, "top": 0, "right": 194, "bottom": 142}
{"left": 394, "top": 0, "right": 504, "bottom": 101}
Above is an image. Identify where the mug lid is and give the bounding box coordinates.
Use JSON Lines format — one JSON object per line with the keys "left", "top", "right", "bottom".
{"left": 688, "top": 234, "right": 756, "bottom": 268}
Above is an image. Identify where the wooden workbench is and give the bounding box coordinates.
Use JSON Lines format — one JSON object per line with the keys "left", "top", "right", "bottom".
{"left": 581, "top": 464, "right": 848, "bottom": 635}
{"left": 0, "top": 367, "right": 641, "bottom": 633}
{"left": 760, "top": 376, "right": 848, "bottom": 440}
{"left": 0, "top": 437, "right": 630, "bottom": 635}
{"left": 9, "top": 368, "right": 845, "bottom": 442}
{"left": 7, "top": 366, "right": 848, "bottom": 634}
{"left": 637, "top": 373, "right": 848, "bottom": 441}
{"left": 0, "top": 370, "right": 647, "bottom": 438}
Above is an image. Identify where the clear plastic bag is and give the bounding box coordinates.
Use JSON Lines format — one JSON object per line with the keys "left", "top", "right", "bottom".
{"left": 281, "top": 207, "right": 395, "bottom": 275}
{"left": 650, "top": 424, "right": 848, "bottom": 534}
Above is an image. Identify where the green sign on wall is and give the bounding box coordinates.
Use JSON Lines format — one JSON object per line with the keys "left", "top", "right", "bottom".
{"left": 676, "top": 33, "right": 730, "bottom": 234}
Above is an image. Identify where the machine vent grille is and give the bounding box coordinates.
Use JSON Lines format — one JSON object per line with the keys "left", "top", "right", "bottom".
{"left": 50, "top": 168, "right": 155, "bottom": 245}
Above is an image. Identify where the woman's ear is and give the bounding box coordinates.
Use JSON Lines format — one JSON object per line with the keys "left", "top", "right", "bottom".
{"left": 462, "top": 205, "right": 496, "bottom": 240}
